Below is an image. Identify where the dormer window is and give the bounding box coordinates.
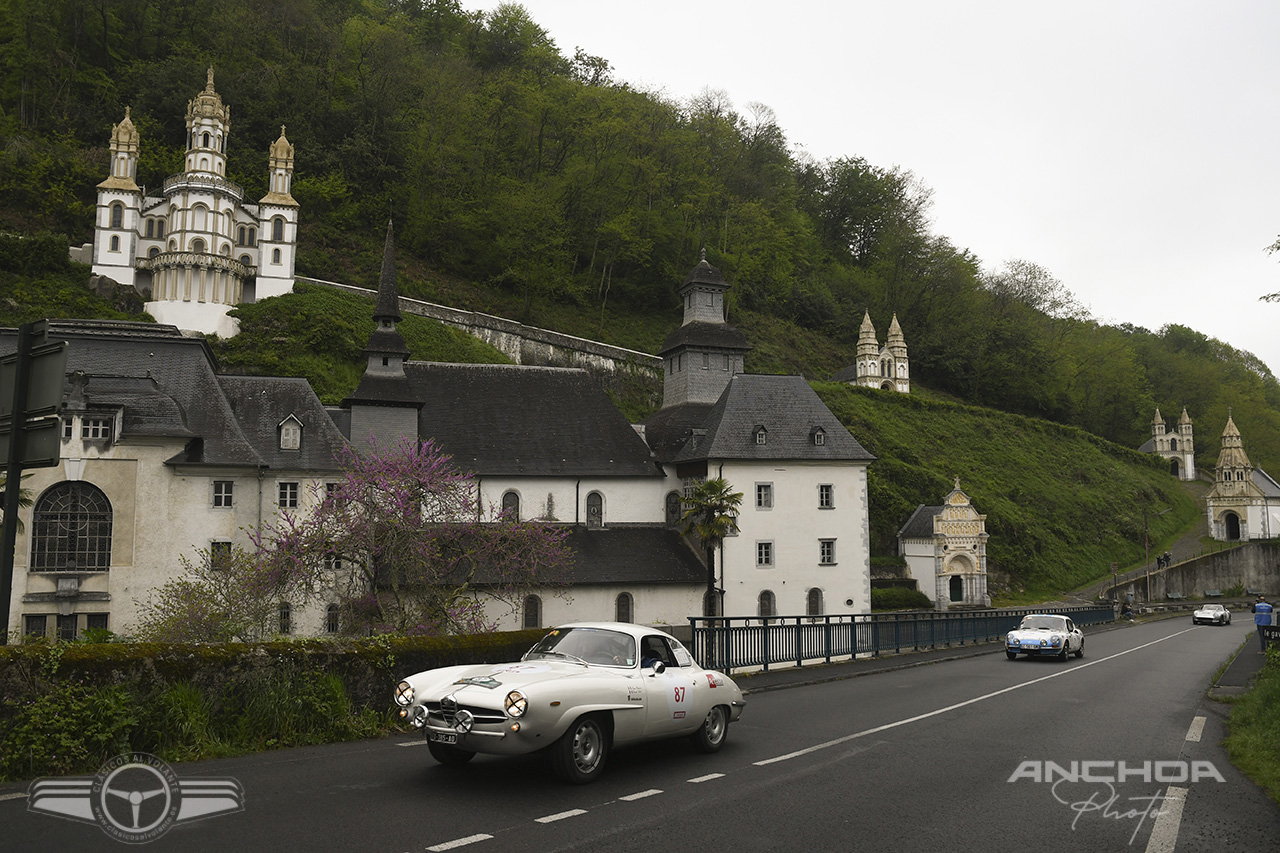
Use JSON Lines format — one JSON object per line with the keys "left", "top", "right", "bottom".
{"left": 812, "top": 427, "right": 826, "bottom": 446}
{"left": 82, "top": 417, "right": 113, "bottom": 443}
{"left": 754, "top": 426, "right": 768, "bottom": 445}
{"left": 279, "top": 417, "right": 302, "bottom": 451}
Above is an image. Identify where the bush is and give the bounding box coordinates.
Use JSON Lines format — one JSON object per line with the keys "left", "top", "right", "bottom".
{"left": 871, "top": 587, "right": 934, "bottom": 610}
{"left": 0, "top": 682, "right": 139, "bottom": 780}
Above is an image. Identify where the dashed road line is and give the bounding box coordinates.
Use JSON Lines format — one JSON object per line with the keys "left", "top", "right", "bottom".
{"left": 618, "top": 789, "right": 662, "bottom": 801}
{"left": 1185, "top": 716, "right": 1205, "bottom": 743}
{"left": 536, "top": 809, "right": 587, "bottom": 823}
{"left": 427, "top": 834, "right": 493, "bottom": 851}
{"left": 1143, "top": 785, "right": 1186, "bottom": 853}
{"left": 687, "top": 773, "right": 725, "bottom": 783}
{"left": 397, "top": 740, "right": 429, "bottom": 747}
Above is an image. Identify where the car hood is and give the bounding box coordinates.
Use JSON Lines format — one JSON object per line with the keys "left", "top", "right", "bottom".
{"left": 408, "top": 659, "right": 621, "bottom": 698}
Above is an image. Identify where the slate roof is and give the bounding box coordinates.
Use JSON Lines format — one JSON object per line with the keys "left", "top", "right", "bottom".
{"left": 639, "top": 402, "right": 713, "bottom": 465}
{"left": 1254, "top": 468, "right": 1280, "bottom": 498}
{"left": 899, "top": 505, "right": 943, "bottom": 540}
{"left": 667, "top": 374, "right": 875, "bottom": 465}
{"left": 1, "top": 320, "right": 345, "bottom": 472}
{"left": 555, "top": 527, "right": 704, "bottom": 585}
{"left": 388, "top": 362, "right": 662, "bottom": 477}
{"left": 831, "top": 364, "right": 858, "bottom": 383}
{"left": 218, "top": 376, "right": 349, "bottom": 471}
{"left": 658, "top": 321, "right": 751, "bottom": 356}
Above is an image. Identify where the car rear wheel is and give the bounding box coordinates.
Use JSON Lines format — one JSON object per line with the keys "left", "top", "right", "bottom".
{"left": 427, "top": 740, "right": 476, "bottom": 767}
{"left": 691, "top": 705, "right": 730, "bottom": 753}
{"left": 549, "top": 714, "right": 609, "bottom": 784}
{"left": 1006, "top": 650, "right": 1018, "bottom": 660}
{"left": 1074, "top": 639, "right": 1084, "bottom": 658}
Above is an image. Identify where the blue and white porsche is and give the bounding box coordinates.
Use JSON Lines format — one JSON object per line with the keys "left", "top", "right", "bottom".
{"left": 1005, "top": 613, "right": 1084, "bottom": 660}
{"left": 393, "top": 622, "right": 746, "bottom": 784}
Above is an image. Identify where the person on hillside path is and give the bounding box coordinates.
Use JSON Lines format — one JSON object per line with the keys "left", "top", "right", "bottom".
{"left": 1252, "top": 596, "right": 1273, "bottom": 653}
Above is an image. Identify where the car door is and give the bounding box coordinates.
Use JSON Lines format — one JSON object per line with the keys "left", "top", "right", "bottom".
{"left": 641, "top": 635, "right": 702, "bottom": 737}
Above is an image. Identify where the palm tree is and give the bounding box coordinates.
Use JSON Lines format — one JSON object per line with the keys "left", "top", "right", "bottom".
{"left": 680, "top": 477, "right": 743, "bottom": 617}
{"left": 0, "top": 472, "right": 33, "bottom": 533}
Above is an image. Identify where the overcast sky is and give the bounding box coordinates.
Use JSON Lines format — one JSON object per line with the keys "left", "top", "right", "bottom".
{"left": 506, "top": 0, "right": 1280, "bottom": 375}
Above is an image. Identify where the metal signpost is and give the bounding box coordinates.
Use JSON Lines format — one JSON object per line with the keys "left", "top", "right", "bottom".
{"left": 0, "top": 321, "right": 69, "bottom": 644}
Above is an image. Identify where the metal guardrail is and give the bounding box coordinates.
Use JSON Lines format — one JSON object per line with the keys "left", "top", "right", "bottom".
{"left": 688, "top": 605, "right": 1115, "bottom": 674}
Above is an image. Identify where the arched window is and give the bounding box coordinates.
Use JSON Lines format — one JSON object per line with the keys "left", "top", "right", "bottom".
{"left": 523, "top": 595, "right": 542, "bottom": 629}
{"left": 665, "top": 491, "right": 682, "bottom": 527}
{"left": 146, "top": 219, "right": 155, "bottom": 238}
{"left": 248, "top": 227, "right": 256, "bottom": 245}
{"left": 238, "top": 226, "right": 246, "bottom": 245}
{"left": 326, "top": 604, "right": 340, "bottom": 634}
{"left": 191, "top": 238, "right": 206, "bottom": 254}
{"left": 149, "top": 247, "right": 160, "bottom": 258}
{"left": 758, "top": 590, "right": 776, "bottom": 624}
{"left": 193, "top": 204, "right": 208, "bottom": 232}
{"left": 31, "top": 482, "right": 113, "bottom": 571}
{"left": 110, "top": 203, "right": 123, "bottom": 228}
{"left": 1170, "top": 438, "right": 1179, "bottom": 451}
{"left": 278, "top": 602, "right": 292, "bottom": 635}
{"left": 202, "top": 131, "right": 210, "bottom": 148}
{"left": 240, "top": 254, "right": 251, "bottom": 266}
{"left": 586, "top": 492, "right": 603, "bottom": 528}
{"left": 615, "top": 592, "right": 633, "bottom": 623}
{"left": 272, "top": 248, "right": 281, "bottom": 264}
{"left": 109, "top": 235, "right": 119, "bottom": 252}
{"left": 500, "top": 491, "right": 520, "bottom": 519}
{"left": 806, "top": 588, "right": 823, "bottom": 617}
{"left": 156, "top": 220, "right": 165, "bottom": 238}
{"left": 272, "top": 217, "right": 284, "bottom": 242}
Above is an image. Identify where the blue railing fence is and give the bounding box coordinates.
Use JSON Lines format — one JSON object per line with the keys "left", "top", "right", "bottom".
{"left": 688, "top": 606, "right": 1114, "bottom": 674}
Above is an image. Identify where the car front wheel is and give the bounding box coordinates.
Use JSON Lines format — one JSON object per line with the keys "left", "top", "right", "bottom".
{"left": 427, "top": 740, "right": 476, "bottom": 767}
{"left": 550, "top": 715, "right": 610, "bottom": 784}
{"left": 1058, "top": 642, "right": 1069, "bottom": 661}
{"left": 1074, "top": 639, "right": 1084, "bottom": 658}
{"left": 1006, "top": 650, "right": 1018, "bottom": 660}
{"left": 691, "top": 705, "right": 730, "bottom": 753}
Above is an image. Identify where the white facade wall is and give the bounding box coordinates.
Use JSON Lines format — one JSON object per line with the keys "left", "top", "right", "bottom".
{"left": 712, "top": 460, "right": 871, "bottom": 618}
{"left": 477, "top": 476, "right": 668, "bottom": 525}
{"left": 484, "top": 584, "right": 703, "bottom": 633}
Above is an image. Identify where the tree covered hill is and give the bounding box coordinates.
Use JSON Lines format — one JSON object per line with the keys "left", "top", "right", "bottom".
{"left": 2, "top": 0, "right": 1278, "bottom": 585}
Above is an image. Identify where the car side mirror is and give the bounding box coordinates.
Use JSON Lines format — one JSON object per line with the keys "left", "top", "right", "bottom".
{"left": 649, "top": 661, "right": 666, "bottom": 675}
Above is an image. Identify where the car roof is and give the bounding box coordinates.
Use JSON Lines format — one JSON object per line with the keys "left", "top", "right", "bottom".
{"left": 552, "top": 622, "right": 678, "bottom": 642}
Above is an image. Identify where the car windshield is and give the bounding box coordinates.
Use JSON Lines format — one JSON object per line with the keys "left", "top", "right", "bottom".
{"left": 1019, "top": 616, "right": 1065, "bottom": 631}
{"left": 526, "top": 627, "right": 637, "bottom": 667}
{"left": 1202, "top": 605, "right": 1225, "bottom": 612}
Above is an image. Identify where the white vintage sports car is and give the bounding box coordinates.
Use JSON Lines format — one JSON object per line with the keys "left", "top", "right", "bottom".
{"left": 1192, "top": 603, "right": 1231, "bottom": 625}
{"left": 393, "top": 622, "right": 746, "bottom": 783}
{"left": 1005, "top": 613, "right": 1084, "bottom": 660}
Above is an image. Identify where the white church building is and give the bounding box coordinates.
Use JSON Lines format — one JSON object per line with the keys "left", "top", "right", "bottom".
{"left": 86, "top": 69, "right": 298, "bottom": 338}
{"left": 1204, "top": 415, "right": 1280, "bottom": 541}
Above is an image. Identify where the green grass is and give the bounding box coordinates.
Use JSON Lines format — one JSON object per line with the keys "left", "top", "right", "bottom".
{"left": 1224, "top": 647, "right": 1280, "bottom": 802}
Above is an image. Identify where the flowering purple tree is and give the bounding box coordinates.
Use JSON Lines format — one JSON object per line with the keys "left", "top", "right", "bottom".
{"left": 251, "top": 437, "right": 571, "bottom": 636}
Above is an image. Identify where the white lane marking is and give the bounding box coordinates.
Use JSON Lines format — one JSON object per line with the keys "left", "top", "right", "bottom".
{"left": 427, "top": 835, "right": 493, "bottom": 851}
{"left": 688, "top": 773, "right": 725, "bottom": 783}
{"left": 755, "top": 629, "right": 1196, "bottom": 766}
{"left": 0, "top": 793, "right": 27, "bottom": 802}
{"left": 1185, "top": 716, "right": 1205, "bottom": 743}
{"left": 619, "top": 789, "right": 662, "bottom": 801}
{"left": 535, "top": 809, "right": 587, "bottom": 823}
{"left": 398, "top": 740, "right": 429, "bottom": 747}
{"left": 1143, "top": 785, "right": 1186, "bottom": 853}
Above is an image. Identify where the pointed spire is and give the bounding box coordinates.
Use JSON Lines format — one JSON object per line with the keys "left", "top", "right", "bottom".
{"left": 374, "top": 219, "right": 402, "bottom": 322}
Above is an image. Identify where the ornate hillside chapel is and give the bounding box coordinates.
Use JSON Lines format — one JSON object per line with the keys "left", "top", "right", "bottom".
{"left": 1139, "top": 407, "right": 1196, "bottom": 480}
{"left": 89, "top": 69, "right": 299, "bottom": 338}
{"left": 832, "top": 312, "right": 909, "bottom": 393}
{"left": 897, "top": 479, "right": 991, "bottom": 610}
{"left": 1204, "top": 415, "right": 1280, "bottom": 541}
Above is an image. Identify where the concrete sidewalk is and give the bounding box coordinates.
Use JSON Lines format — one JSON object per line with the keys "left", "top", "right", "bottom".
{"left": 732, "top": 618, "right": 1270, "bottom": 697}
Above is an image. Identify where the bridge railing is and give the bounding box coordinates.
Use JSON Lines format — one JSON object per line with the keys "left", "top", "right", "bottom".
{"left": 688, "top": 606, "right": 1114, "bottom": 674}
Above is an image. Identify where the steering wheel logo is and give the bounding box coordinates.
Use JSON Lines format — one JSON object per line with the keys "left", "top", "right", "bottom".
{"left": 90, "top": 754, "right": 182, "bottom": 842}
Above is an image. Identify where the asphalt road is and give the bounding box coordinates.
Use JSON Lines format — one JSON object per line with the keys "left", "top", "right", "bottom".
{"left": 2, "top": 619, "right": 1276, "bottom": 852}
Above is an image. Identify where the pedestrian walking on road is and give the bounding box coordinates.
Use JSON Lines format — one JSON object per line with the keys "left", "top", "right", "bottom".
{"left": 1252, "top": 596, "right": 1273, "bottom": 653}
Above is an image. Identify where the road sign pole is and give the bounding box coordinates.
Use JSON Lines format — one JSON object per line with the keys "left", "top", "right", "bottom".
{"left": 0, "top": 323, "right": 35, "bottom": 644}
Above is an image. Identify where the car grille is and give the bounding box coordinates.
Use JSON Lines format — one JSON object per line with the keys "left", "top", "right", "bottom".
{"left": 427, "top": 696, "right": 506, "bottom": 726}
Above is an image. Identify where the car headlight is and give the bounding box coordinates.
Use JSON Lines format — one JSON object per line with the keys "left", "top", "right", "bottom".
{"left": 1050, "top": 634, "right": 1062, "bottom": 645}
{"left": 394, "top": 680, "right": 414, "bottom": 707}
{"left": 504, "top": 690, "right": 527, "bottom": 718}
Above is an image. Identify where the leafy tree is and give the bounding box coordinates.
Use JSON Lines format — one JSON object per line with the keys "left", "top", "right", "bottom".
{"left": 0, "top": 473, "right": 33, "bottom": 533}
{"left": 252, "top": 437, "right": 572, "bottom": 635}
{"left": 680, "top": 477, "right": 742, "bottom": 617}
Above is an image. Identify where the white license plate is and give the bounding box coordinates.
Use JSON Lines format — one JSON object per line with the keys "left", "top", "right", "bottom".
{"left": 429, "top": 731, "right": 457, "bottom": 745}
{"left": 1021, "top": 641, "right": 1042, "bottom": 649}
